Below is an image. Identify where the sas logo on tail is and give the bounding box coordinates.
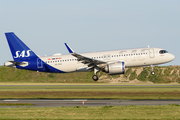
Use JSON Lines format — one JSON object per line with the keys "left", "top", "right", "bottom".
{"left": 14, "top": 50, "right": 31, "bottom": 58}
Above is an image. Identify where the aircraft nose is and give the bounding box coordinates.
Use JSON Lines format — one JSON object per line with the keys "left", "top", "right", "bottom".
{"left": 169, "top": 54, "right": 175, "bottom": 61}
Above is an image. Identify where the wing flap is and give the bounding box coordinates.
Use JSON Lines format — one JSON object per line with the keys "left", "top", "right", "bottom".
{"left": 64, "top": 43, "right": 107, "bottom": 69}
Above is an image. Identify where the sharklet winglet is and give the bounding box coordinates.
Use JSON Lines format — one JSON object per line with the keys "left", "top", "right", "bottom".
{"left": 64, "top": 43, "right": 74, "bottom": 53}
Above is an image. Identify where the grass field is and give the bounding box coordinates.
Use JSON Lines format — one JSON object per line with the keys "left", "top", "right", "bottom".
{"left": 0, "top": 103, "right": 33, "bottom": 106}
{"left": 0, "top": 84, "right": 180, "bottom": 99}
{"left": 1, "top": 65, "right": 180, "bottom": 83}
{"left": 0, "top": 105, "right": 180, "bottom": 119}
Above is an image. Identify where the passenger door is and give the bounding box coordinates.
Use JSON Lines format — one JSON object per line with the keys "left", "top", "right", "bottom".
{"left": 149, "top": 48, "right": 155, "bottom": 58}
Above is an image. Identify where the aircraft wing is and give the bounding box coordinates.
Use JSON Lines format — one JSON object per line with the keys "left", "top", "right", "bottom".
{"left": 64, "top": 43, "right": 106, "bottom": 70}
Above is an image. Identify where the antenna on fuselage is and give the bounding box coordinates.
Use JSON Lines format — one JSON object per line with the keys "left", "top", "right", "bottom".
{"left": 147, "top": 45, "right": 150, "bottom": 48}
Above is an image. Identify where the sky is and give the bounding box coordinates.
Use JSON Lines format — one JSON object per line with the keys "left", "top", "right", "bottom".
{"left": 0, "top": 0, "right": 180, "bottom": 66}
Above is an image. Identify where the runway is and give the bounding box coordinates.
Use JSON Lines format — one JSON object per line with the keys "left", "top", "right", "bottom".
{"left": 0, "top": 99, "right": 180, "bottom": 107}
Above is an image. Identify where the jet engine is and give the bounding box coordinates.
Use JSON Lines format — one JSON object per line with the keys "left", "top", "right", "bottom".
{"left": 104, "top": 62, "right": 125, "bottom": 75}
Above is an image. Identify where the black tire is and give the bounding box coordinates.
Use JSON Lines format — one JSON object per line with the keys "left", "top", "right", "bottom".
{"left": 92, "top": 75, "right": 98, "bottom": 81}
{"left": 151, "top": 71, "right": 155, "bottom": 75}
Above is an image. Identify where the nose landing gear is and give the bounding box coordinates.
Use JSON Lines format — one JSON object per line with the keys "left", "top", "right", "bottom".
{"left": 150, "top": 65, "right": 155, "bottom": 75}
{"left": 151, "top": 71, "right": 155, "bottom": 75}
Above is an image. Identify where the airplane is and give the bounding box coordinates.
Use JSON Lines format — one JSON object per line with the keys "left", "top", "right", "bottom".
{"left": 4, "top": 32, "right": 175, "bottom": 81}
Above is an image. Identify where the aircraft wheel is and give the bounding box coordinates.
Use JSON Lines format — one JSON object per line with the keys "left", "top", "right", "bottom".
{"left": 151, "top": 71, "right": 155, "bottom": 75}
{"left": 92, "top": 75, "right": 98, "bottom": 81}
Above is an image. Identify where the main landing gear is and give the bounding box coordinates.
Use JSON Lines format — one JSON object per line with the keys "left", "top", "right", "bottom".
{"left": 92, "top": 75, "right": 98, "bottom": 81}
{"left": 150, "top": 65, "right": 155, "bottom": 75}
{"left": 92, "top": 67, "right": 100, "bottom": 81}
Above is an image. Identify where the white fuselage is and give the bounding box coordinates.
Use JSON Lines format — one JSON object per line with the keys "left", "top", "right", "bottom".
{"left": 40, "top": 47, "right": 175, "bottom": 73}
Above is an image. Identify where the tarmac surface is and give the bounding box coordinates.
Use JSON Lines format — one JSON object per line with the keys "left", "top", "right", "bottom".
{"left": 0, "top": 99, "right": 180, "bottom": 108}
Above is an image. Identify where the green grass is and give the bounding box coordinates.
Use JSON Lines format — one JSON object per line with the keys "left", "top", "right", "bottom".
{"left": 1, "top": 65, "right": 180, "bottom": 83}
{"left": 0, "top": 105, "right": 180, "bottom": 119}
{"left": 1, "top": 91, "right": 180, "bottom": 99}
{"left": 0, "top": 103, "right": 33, "bottom": 106}
{"left": 0, "top": 66, "right": 97, "bottom": 83}
{"left": 0, "top": 85, "right": 180, "bottom": 99}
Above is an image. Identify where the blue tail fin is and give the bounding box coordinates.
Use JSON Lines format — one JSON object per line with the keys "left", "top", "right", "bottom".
{"left": 5, "top": 32, "right": 38, "bottom": 61}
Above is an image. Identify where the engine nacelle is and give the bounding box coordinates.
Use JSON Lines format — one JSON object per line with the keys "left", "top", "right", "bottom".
{"left": 104, "top": 62, "right": 125, "bottom": 75}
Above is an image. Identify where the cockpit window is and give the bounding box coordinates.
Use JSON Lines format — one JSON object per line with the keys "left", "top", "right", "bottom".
{"left": 159, "top": 50, "right": 168, "bottom": 54}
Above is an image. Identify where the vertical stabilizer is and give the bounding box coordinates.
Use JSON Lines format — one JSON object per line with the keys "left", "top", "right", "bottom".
{"left": 5, "top": 32, "right": 38, "bottom": 61}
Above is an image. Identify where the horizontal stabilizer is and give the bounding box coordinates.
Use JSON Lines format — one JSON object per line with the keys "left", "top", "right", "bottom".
{"left": 4, "top": 61, "right": 28, "bottom": 67}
